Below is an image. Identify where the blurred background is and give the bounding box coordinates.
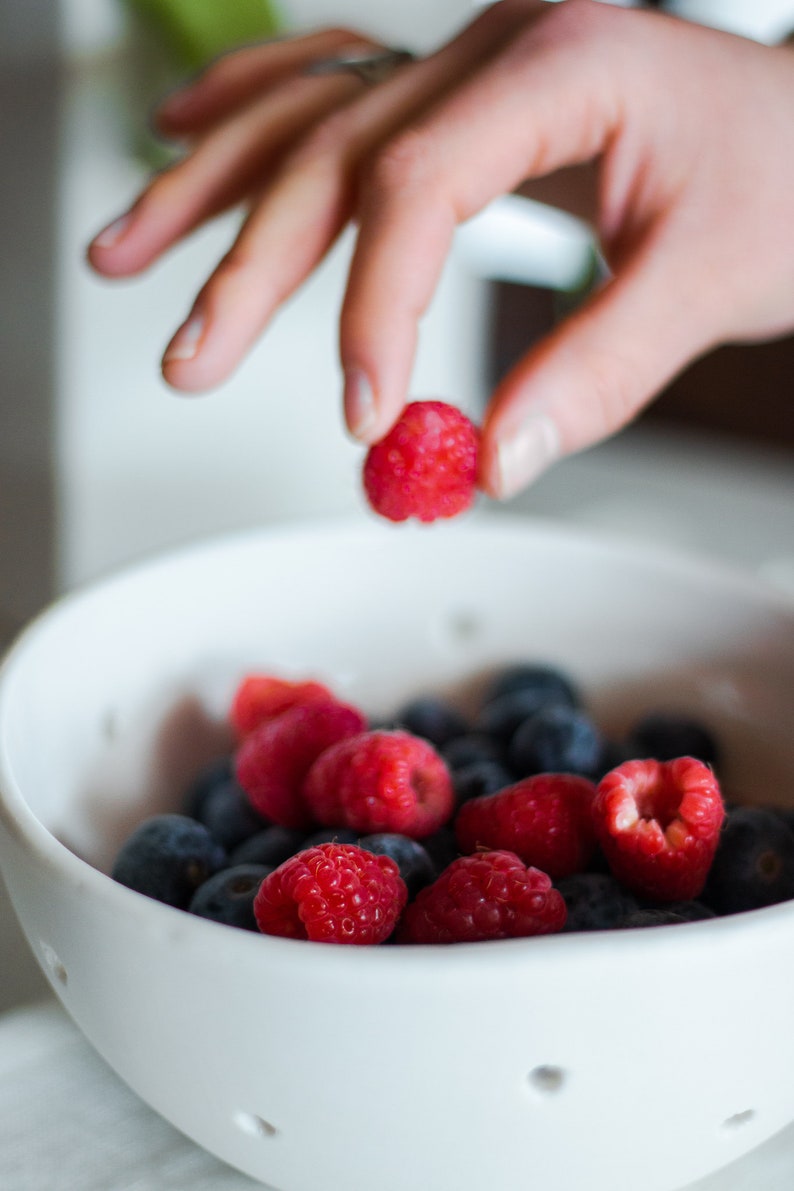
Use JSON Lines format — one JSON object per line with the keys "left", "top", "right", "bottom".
{"left": 1, "top": 0, "right": 794, "bottom": 1012}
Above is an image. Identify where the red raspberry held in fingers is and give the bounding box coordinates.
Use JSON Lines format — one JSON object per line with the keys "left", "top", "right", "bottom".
{"left": 455, "top": 774, "right": 598, "bottom": 879}
{"left": 592, "top": 757, "right": 725, "bottom": 902}
{"left": 363, "top": 400, "right": 480, "bottom": 523}
{"left": 235, "top": 699, "right": 367, "bottom": 829}
{"left": 254, "top": 843, "right": 408, "bottom": 944}
{"left": 230, "top": 674, "right": 334, "bottom": 738}
{"left": 397, "top": 850, "right": 566, "bottom": 944}
{"left": 303, "top": 729, "right": 455, "bottom": 839}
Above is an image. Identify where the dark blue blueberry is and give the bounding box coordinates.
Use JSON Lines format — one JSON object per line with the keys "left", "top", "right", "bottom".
{"left": 508, "top": 704, "right": 603, "bottom": 779}
{"left": 618, "top": 904, "right": 714, "bottom": 928}
{"left": 475, "top": 689, "right": 561, "bottom": 746}
{"left": 301, "top": 827, "right": 361, "bottom": 848}
{"left": 112, "top": 814, "right": 227, "bottom": 908}
{"left": 556, "top": 873, "right": 639, "bottom": 932}
{"left": 421, "top": 825, "right": 460, "bottom": 876}
{"left": 198, "top": 778, "right": 270, "bottom": 851}
{"left": 189, "top": 864, "right": 272, "bottom": 931}
{"left": 452, "top": 759, "right": 513, "bottom": 806}
{"left": 230, "top": 825, "right": 306, "bottom": 868}
{"left": 625, "top": 713, "right": 720, "bottom": 768}
{"left": 182, "top": 755, "right": 233, "bottom": 820}
{"left": 441, "top": 733, "right": 504, "bottom": 771}
{"left": 393, "top": 695, "right": 470, "bottom": 748}
{"left": 357, "top": 833, "right": 436, "bottom": 899}
{"left": 702, "top": 806, "right": 794, "bottom": 914}
{"left": 482, "top": 663, "right": 580, "bottom": 710}
{"left": 767, "top": 805, "right": 794, "bottom": 836}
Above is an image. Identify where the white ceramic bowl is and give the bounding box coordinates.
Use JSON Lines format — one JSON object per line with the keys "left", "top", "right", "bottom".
{"left": 1, "top": 517, "right": 794, "bottom": 1191}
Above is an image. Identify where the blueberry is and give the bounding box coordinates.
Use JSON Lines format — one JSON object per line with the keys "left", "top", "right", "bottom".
{"left": 441, "top": 733, "right": 504, "bottom": 771}
{"left": 452, "top": 759, "right": 513, "bottom": 805}
{"left": 556, "top": 873, "right": 639, "bottom": 932}
{"left": 182, "top": 755, "right": 233, "bottom": 820}
{"left": 483, "top": 663, "right": 580, "bottom": 710}
{"left": 625, "top": 713, "right": 720, "bottom": 768}
{"left": 618, "top": 904, "right": 714, "bottom": 928}
{"left": 508, "top": 705, "right": 603, "bottom": 778}
{"left": 702, "top": 806, "right": 794, "bottom": 914}
{"left": 476, "top": 689, "right": 561, "bottom": 746}
{"left": 302, "top": 827, "right": 360, "bottom": 848}
{"left": 421, "top": 825, "right": 460, "bottom": 876}
{"left": 357, "top": 833, "right": 436, "bottom": 899}
{"left": 198, "top": 778, "right": 270, "bottom": 851}
{"left": 394, "top": 695, "right": 470, "bottom": 748}
{"left": 230, "top": 825, "right": 306, "bottom": 868}
{"left": 189, "top": 864, "right": 272, "bottom": 931}
{"left": 112, "top": 814, "right": 227, "bottom": 908}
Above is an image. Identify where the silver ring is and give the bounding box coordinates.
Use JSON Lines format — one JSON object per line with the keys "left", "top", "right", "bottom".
{"left": 304, "top": 47, "right": 415, "bottom": 86}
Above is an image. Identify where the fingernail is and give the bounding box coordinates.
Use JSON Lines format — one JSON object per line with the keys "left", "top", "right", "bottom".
{"left": 92, "top": 212, "right": 133, "bottom": 250}
{"left": 495, "top": 414, "right": 560, "bottom": 499}
{"left": 344, "top": 367, "right": 378, "bottom": 440}
{"left": 163, "top": 311, "right": 206, "bottom": 364}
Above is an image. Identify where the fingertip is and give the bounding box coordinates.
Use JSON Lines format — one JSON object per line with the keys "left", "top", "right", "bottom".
{"left": 478, "top": 413, "right": 561, "bottom": 501}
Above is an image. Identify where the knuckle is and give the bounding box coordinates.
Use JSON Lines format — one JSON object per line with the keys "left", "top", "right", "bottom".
{"left": 325, "top": 24, "right": 369, "bottom": 45}
{"left": 291, "top": 109, "right": 353, "bottom": 165}
{"left": 365, "top": 128, "right": 438, "bottom": 198}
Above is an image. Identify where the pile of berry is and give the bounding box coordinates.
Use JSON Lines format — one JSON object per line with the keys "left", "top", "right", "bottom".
{"left": 111, "top": 663, "right": 794, "bottom": 944}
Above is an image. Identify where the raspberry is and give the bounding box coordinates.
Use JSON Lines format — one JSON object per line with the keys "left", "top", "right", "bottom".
{"left": 396, "top": 850, "right": 566, "bottom": 944}
{"left": 302, "top": 729, "right": 454, "bottom": 839}
{"left": 254, "top": 843, "right": 407, "bottom": 944}
{"left": 235, "top": 699, "right": 367, "bottom": 829}
{"left": 591, "top": 757, "right": 725, "bottom": 902}
{"left": 455, "top": 774, "right": 598, "bottom": 879}
{"left": 230, "top": 674, "right": 334, "bottom": 737}
{"left": 362, "top": 400, "right": 479, "bottom": 523}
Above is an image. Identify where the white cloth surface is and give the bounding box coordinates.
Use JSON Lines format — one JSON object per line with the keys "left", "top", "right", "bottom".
{"left": 0, "top": 999, "right": 259, "bottom": 1191}
{"left": 2, "top": 997, "right": 794, "bottom": 1191}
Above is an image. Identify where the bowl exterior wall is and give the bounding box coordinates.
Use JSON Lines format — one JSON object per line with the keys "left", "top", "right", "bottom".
{"left": 2, "top": 519, "right": 794, "bottom": 1191}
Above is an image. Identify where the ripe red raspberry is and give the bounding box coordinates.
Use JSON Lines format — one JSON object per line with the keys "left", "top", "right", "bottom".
{"left": 397, "top": 850, "right": 566, "bottom": 944}
{"left": 362, "top": 400, "right": 479, "bottom": 523}
{"left": 254, "top": 843, "right": 408, "bottom": 944}
{"left": 455, "top": 774, "right": 598, "bottom": 879}
{"left": 235, "top": 700, "right": 367, "bottom": 829}
{"left": 592, "top": 757, "right": 725, "bottom": 902}
{"left": 230, "top": 674, "right": 334, "bottom": 737}
{"left": 303, "top": 729, "right": 454, "bottom": 839}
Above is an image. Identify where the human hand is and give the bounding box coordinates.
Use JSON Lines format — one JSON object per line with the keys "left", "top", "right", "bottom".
{"left": 87, "top": 1, "right": 794, "bottom": 500}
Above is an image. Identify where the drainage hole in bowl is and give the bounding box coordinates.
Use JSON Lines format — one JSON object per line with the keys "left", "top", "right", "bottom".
{"left": 40, "top": 942, "right": 68, "bottom": 987}
{"left": 528, "top": 1066, "right": 566, "bottom": 1095}
{"left": 722, "top": 1109, "right": 755, "bottom": 1132}
{"left": 234, "top": 1111, "right": 278, "bottom": 1139}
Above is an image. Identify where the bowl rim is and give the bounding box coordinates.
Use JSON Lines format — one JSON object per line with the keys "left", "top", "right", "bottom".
{"left": 1, "top": 512, "right": 793, "bottom": 964}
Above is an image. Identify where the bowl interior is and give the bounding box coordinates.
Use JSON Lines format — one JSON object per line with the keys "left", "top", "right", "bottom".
{"left": 2, "top": 516, "right": 793, "bottom": 874}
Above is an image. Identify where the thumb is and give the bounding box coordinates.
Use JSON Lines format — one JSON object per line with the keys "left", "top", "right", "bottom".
{"left": 478, "top": 246, "right": 719, "bottom": 500}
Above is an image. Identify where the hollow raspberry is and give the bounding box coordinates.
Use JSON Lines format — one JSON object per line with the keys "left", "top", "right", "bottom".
{"left": 230, "top": 674, "right": 334, "bottom": 737}
{"left": 235, "top": 699, "right": 367, "bottom": 829}
{"left": 302, "top": 729, "right": 454, "bottom": 839}
{"left": 396, "top": 850, "right": 566, "bottom": 944}
{"left": 254, "top": 843, "right": 407, "bottom": 944}
{"left": 362, "top": 400, "right": 479, "bottom": 523}
{"left": 592, "top": 757, "right": 725, "bottom": 902}
{"left": 455, "top": 774, "right": 598, "bottom": 879}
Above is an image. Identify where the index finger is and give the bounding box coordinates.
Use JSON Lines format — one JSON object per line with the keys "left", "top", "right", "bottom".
{"left": 339, "top": 0, "right": 628, "bottom": 442}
